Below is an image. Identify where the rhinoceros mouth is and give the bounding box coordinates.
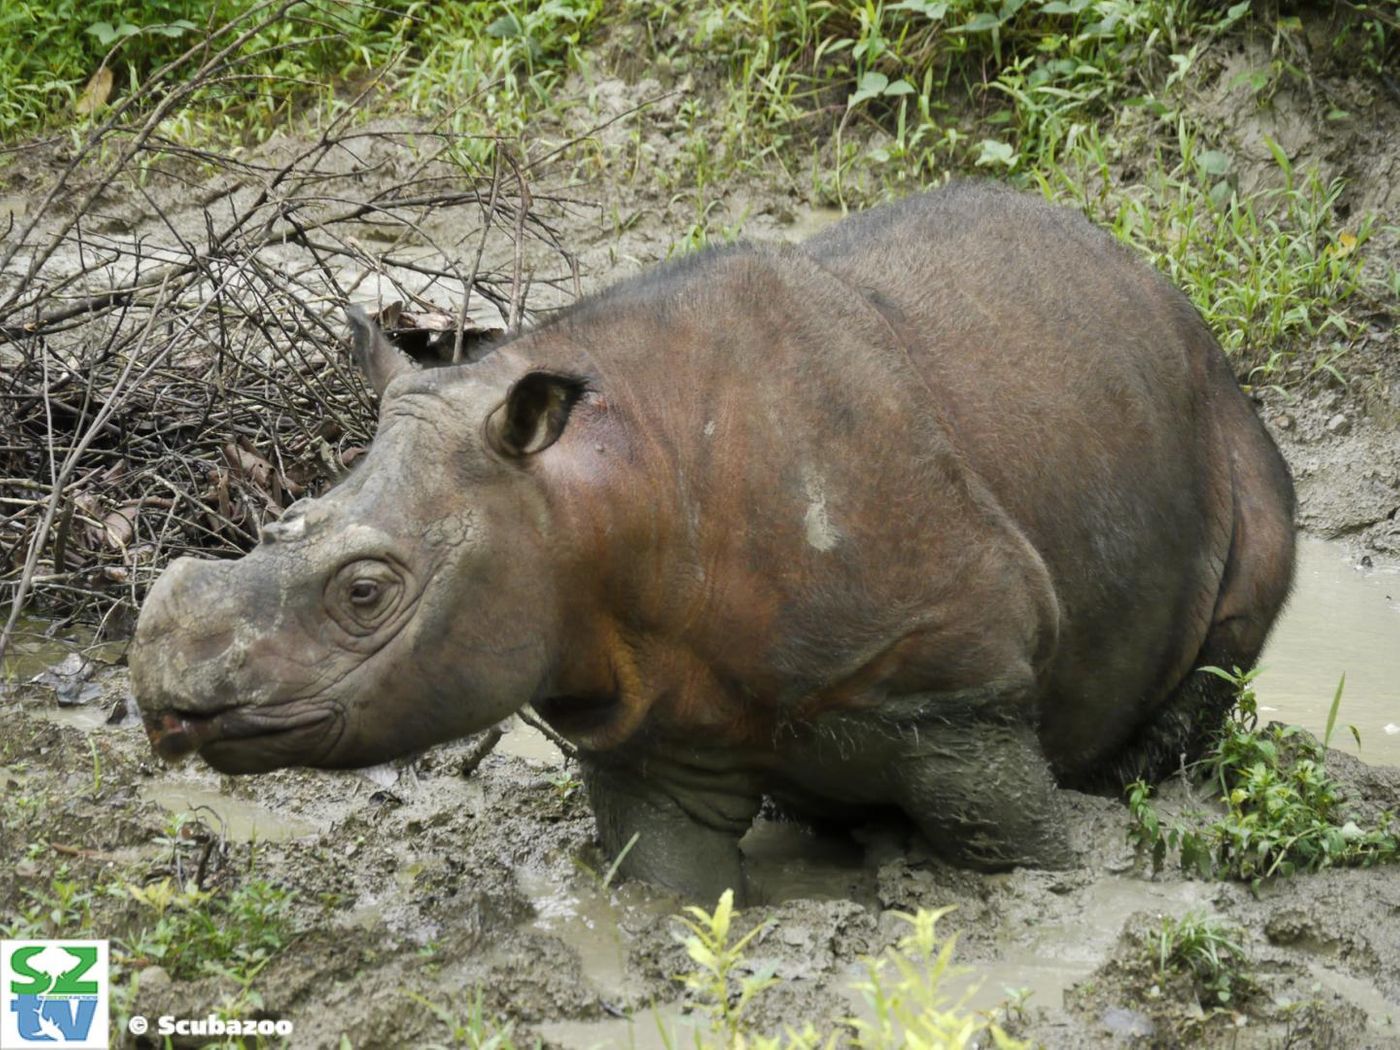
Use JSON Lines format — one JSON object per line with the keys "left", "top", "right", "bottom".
{"left": 145, "top": 703, "right": 340, "bottom": 771}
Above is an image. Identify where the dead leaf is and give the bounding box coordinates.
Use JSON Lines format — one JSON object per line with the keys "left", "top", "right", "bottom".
{"left": 221, "top": 440, "right": 302, "bottom": 511}
{"left": 373, "top": 299, "right": 506, "bottom": 365}
{"left": 99, "top": 503, "right": 140, "bottom": 550}
{"left": 208, "top": 466, "right": 232, "bottom": 527}
{"left": 70, "top": 491, "right": 103, "bottom": 560}
{"left": 75, "top": 67, "right": 114, "bottom": 117}
{"left": 72, "top": 492, "right": 101, "bottom": 517}
{"left": 224, "top": 442, "right": 274, "bottom": 489}
{"left": 1329, "top": 231, "right": 1358, "bottom": 258}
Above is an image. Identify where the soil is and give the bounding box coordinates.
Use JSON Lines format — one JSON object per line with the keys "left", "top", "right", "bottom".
{"left": 3, "top": 9, "right": 1399, "bottom": 1049}
{"left": 4, "top": 687, "right": 1400, "bottom": 1049}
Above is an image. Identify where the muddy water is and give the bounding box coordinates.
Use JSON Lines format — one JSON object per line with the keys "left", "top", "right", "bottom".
{"left": 1257, "top": 537, "right": 1400, "bottom": 766}
{"left": 498, "top": 716, "right": 567, "bottom": 764}
{"left": 742, "top": 819, "right": 871, "bottom": 902}
{"left": 0, "top": 617, "right": 128, "bottom": 732}
{"left": 951, "top": 875, "right": 1216, "bottom": 1012}
{"left": 136, "top": 781, "right": 318, "bottom": 842}
{"left": 0, "top": 618, "right": 125, "bottom": 678}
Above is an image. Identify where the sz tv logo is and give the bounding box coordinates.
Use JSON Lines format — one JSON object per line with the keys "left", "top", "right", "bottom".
{"left": 1, "top": 941, "right": 109, "bottom": 1050}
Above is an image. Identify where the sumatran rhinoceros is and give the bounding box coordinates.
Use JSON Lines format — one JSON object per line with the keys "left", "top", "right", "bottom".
{"left": 130, "top": 183, "right": 1295, "bottom": 900}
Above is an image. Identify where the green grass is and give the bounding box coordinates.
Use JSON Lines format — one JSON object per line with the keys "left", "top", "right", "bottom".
{"left": 0, "top": 0, "right": 399, "bottom": 141}
{"left": 0, "top": 0, "right": 601, "bottom": 145}
{"left": 1127, "top": 668, "right": 1400, "bottom": 885}
{"left": 398, "top": 0, "right": 602, "bottom": 149}
{"left": 622, "top": 0, "right": 1250, "bottom": 194}
{"left": 3, "top": 869, "right": 96, "bottom": 939}
{"left": 120, "top": 875, "right": 295, "bottom": 983}
{"left": 3, "top": 873, "right": 296, "bottom": 974}
{"left": 610, "top": 1, "right": 1381, "bottom": 388}
{"left": 1152, "top": 912, "right": 1252, "bottom": 1008}
{"left": 1315, "top": 1, "right": 1398, "bottom": 80}
{"left": 402, "top": 989, "right": 522, "bottom": 1050}
{"left": 0, "top": 0, "right": 1389, "bottom": 391}
{"left": 1045, "top": 127, "right": 1375, "bottom": 383}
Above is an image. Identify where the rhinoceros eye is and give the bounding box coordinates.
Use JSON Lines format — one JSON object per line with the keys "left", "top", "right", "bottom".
{"left": 348, "top": 580, "right": 380, "bottom": 606}
{"left": 328, "top": 559, "right": 405, "bottom": 635}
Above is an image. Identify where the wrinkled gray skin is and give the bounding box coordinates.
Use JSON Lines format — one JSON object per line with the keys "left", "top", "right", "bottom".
{"left": 131, "top": 184, "right": 1295, "bottom": 903}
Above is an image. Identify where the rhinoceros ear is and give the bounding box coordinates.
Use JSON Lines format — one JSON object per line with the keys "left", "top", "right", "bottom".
{"left": 488, "top": 371, "right": 584, "bottom": 457}
{"left": 346, "top": 305, "right": 420, "bottom": 399}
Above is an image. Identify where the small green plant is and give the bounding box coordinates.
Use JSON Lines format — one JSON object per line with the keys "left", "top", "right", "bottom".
{"left": 1127, "top": 669, "right": 1399, "bottom": 883}
{"left": 1153, "top": 912, "right": 1252, "bottom": 1007}
{"left": 671, "top": 894, "right": 1025, "bottom": 1049}
{"left": 848, "top": 907, "right": 1024, "bottom": 1050}
{"left": 2, "top": 872, "right": 95, "bottom": 938}
{"left": 573, "top": 830, "right": 640, "bottom": 891}
{"left": 674, "top": 889, "right": 778, "bottom": 1045}
{"left": 120, "top": 876, "right": 295, "bottom": 983}
{"left": 1000, "top": 985, "right": 1033, "bottom": 1026}
{"left": 1318, "top": 1, "right": 1397, "bottom": 79}
{"left": 548, "top": 770, "right": 581, "bottom": 795}
{"left": 407, "top": 988, "right": 519, "bottom": 1050}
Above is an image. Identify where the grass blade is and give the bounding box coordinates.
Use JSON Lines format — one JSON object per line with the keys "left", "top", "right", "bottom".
{"left": 1323, "top": 672, "right": 1346, "bottom": 751}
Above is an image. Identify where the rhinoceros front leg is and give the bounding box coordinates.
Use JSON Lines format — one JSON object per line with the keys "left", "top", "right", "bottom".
{"left": 580, "top": 760, "right": 759, "bottom": 903}
{"left": 892, "top": 715, "right": 1073, "bottom": 870}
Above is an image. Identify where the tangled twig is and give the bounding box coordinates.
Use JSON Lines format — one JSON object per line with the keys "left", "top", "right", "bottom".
{"left": 0, "top": 13, "right": 583, "bottom": 659}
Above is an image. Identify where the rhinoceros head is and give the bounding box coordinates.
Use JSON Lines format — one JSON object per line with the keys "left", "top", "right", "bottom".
{"left": 129, "top": 309, "right": 583, "bottom": 772}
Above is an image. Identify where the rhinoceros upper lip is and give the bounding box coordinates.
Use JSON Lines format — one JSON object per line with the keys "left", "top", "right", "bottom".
{"left": 145, "top": 704, "right": 331, "bottom": 763}
{"left": 145, "top": 708, "right": 225, "bottom": 762}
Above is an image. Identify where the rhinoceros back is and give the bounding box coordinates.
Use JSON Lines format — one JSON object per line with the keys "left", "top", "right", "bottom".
{"left": 799, "top": 183, "right": 1287, "bottom": 777}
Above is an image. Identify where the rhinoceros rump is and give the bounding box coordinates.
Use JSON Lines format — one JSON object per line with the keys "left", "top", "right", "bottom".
{"left": 130, "top": 184, "right": 1294, "bottom": 901}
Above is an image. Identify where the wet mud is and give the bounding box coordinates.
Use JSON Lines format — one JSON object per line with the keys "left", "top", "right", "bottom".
{"left": 3, "top": 635, "right": 1399, "bottom": 1049}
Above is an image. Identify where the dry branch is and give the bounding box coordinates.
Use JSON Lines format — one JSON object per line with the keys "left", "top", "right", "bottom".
{"left": 0, "top": 16, "right": 580, "bottom": 659}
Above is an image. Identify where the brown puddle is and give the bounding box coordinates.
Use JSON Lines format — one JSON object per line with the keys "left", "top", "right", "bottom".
{"left": 497, "top": 717, "right": 567, "bottom": 764}
{"left": 137, "top": 781, "right": 319, "bottom": 842}
{"left": 0, "top": 617, "right": 125, "bottom": 680}
{"left": 1258, "top": 537, "right": 1400, "bottom": 766}
{"left": 950, "top": 875, "right": 1217, "bottom": 1014}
